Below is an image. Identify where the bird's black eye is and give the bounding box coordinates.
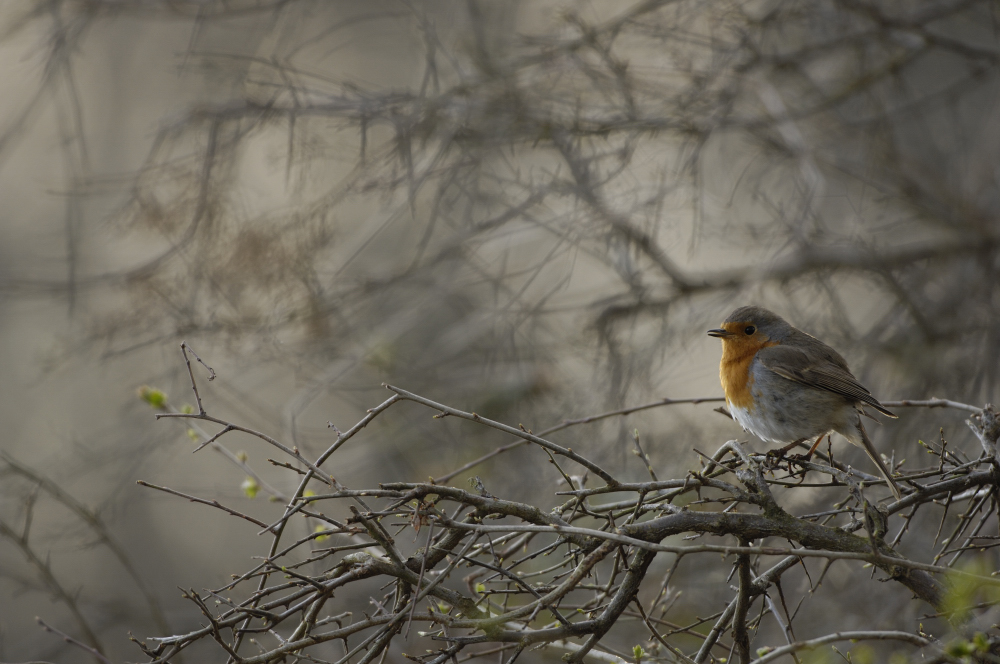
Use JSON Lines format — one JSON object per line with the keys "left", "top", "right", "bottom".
{"left": 744, "top": 325, "right": 756, "bottom": 335}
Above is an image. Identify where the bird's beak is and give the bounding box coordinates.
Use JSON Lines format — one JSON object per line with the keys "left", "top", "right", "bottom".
{"left": 707, "top": 328, "right": 732, "bottom": 338}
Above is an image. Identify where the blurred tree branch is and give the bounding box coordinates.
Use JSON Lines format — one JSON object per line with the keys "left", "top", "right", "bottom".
{"left": 3, "top": 0, "right": 994, "bottom": 405}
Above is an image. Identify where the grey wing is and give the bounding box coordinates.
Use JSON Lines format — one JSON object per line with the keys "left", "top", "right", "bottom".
{"left": 756, "top": 345, "right": 897, "bottom": 418}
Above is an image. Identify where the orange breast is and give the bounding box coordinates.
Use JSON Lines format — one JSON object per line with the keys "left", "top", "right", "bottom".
{"left": 720, "top": 353, "right": 755, "bottom": 410}
{"left": 719, "top": 340, "right": 777, "bottom": 411}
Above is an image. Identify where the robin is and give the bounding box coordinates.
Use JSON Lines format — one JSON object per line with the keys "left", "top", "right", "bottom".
{"left": 708, "top": 306, "right": 902, "bottom": 499}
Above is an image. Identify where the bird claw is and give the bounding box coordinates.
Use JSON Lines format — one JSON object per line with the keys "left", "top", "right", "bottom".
{"left": 762, "top": 449, "right": 786, "bottom": 470}
{"left": 762, "top": 449, "right": 815, "bottom": 479}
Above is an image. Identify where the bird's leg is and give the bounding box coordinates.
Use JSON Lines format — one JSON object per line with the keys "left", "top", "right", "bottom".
{"left": 787, "top": 434, "right": 828, "bottom": 471}
{"left": 764, "top": 438, "right": 806, "bottom": 471}
{"left": 803, "top": 434, "right": 828, "bottom": 460}
{"left": 772, "top": 437, "right": 807, "bottom": 457}
{"left": 768, "top": 436, "right": 826, "bottom": 475}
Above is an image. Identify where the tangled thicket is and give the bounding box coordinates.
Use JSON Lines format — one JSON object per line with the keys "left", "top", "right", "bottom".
{"left": 128, "top": 348, "right": 1000, "bottom": 664}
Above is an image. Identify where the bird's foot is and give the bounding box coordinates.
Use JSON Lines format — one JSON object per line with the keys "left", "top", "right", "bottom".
{"left": 762, "top": 449, "right": 788, "bottom": 471}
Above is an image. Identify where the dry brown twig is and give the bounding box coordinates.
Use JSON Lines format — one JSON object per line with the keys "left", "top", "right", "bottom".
{"left": 127, "top": 346, "right": 1000, "bottom": 664}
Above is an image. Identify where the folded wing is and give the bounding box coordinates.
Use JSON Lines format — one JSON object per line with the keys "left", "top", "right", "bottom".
{"left": 756, "top": 344, "right": 897, "bottom": 418}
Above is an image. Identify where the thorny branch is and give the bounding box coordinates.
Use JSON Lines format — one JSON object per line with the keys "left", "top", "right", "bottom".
{"left": 132, "top": 353, "right": 1000, "bottom": 663}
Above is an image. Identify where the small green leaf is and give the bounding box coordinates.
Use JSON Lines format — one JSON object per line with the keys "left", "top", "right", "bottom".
{"left": 138, "top": 386, "right": 167, "bottom": 409}
{"left": 632, "top": 645, "right": 645, "bottom": 661}
{"left": 241, "top": 476, "right": 259, "bottom": 499}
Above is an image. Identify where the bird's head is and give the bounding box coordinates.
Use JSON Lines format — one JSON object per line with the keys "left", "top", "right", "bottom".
{"left": 707, "top": 306, "right": 792, "bottom": 354}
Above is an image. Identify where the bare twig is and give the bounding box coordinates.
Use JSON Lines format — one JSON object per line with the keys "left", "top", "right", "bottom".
{"left": 136, "top": 480, "right": 269, "bottom": 528}
{"left": 36, "top": 617, "right": 111, "bottom": 664}
{"left": 385, "top": 384, "right": 620, "bottom": 485}
{"left": 752, "top": 630, "right": 935, "bottom": 664}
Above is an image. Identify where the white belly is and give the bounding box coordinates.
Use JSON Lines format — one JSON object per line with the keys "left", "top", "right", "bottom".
{"left": 728, "top": 401, "right": 812, "bottom": 445}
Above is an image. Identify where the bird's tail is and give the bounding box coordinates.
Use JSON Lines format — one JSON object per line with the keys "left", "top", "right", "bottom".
{"left": 858, "top": 421, "right": 902, "bottom": 500}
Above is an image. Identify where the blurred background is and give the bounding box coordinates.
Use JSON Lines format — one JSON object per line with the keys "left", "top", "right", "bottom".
{"left": 0, "top": 0, "right": 998, "bottom": 661}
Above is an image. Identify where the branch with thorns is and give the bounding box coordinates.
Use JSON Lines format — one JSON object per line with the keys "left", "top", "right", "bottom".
{"left": 119, "top": 346, "right": 1000, "bottom": 664}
